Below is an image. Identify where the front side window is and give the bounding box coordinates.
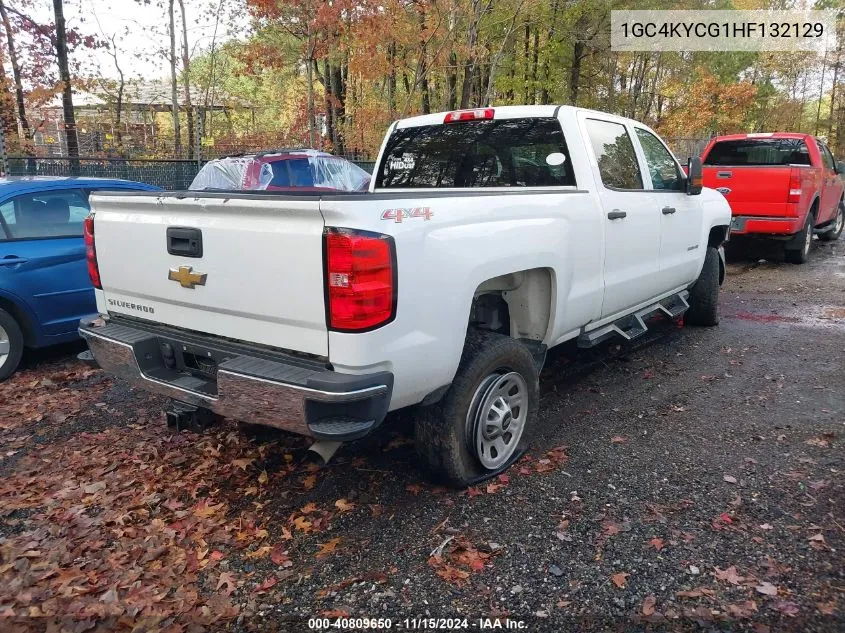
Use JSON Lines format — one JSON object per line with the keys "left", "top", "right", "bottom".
{"left": 818, "top": 142, "right": 835, "bottom": 170}
{"left": 635, "top": 128, "right": 683, "bottom": 191}
{"left": 376, "top": 117, "right": 575, "bottom": 188}
{"left": 1, "top": 190, "right": 89, "bottom": 240}
{"left": 585, "top": 119, "right": 643, "bottom": 190}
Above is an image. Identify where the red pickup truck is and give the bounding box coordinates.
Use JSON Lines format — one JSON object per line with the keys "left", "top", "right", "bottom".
{"left": 701, "top": 133, "right": 844, "bottom": 263}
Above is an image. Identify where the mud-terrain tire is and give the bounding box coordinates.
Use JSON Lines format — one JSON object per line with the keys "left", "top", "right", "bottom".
{"left": 818, "top": 200, "right": 844, "bottom": 242}
{"left": 414, "top": 330, "right": 539, "bottom": 487}
{"left": 0, "top": 308, "right": 24, "bottom": 381}
{"left": 785, "top": 213, "right": 814, "bottom": 264}
{"left": 686, "top": 246, "right": 720, "bottom": 327}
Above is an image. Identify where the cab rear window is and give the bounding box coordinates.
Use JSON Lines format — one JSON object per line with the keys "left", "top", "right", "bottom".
{"left": 704, "top": 139, "right": 811, "bottom": 166}
{"left": 375, "top": 117, "right": 575, "bottom": 188}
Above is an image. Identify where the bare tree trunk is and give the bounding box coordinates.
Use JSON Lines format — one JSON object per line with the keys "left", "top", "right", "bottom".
{"left": 460, "top": 0, "right": 485, "bottom": 109}
{"left": 305, "top": 0, "right": 315, "bottom": 148}
{"left": 387, "top": 41, "right": 397, "bottom": 117}
{"left": 529, "top": 25, "right": 538, "bottom": 105}
{"left": 828, "top": 48, "right": 841, "bottom": 138}
{"left": 177, "top": 0, "right": 194, "bottom": 158}
{"left": 168, "top": 0, "right": 181, "bottom": 155}
{"left": 0, "top": 0, "right": 28, "bottom": 147}
{"left": 539, "top": 0, "right": 559, "bottom": 105}
{"left": 53, "top": 0, "right": 78, "bottom": 162}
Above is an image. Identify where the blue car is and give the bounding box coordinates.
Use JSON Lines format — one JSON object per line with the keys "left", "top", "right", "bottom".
{"left": 0, "top": 177, "right": 160, "bottom": 379}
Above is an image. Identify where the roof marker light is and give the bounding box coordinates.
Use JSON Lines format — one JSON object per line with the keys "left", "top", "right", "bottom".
{"left": 443, "top": 108, "right": 494, "bottom": 123}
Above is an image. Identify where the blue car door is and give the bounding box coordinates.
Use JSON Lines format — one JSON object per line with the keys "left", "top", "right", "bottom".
{"left": 0, "top": 188, "right": 94, "bottom": 342}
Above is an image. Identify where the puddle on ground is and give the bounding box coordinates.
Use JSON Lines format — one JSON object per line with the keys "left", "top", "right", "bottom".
{"left": 724, "top": 306, "right": 845, "bottom": 329}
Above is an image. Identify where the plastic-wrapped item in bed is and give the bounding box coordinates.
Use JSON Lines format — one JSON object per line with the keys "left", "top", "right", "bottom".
{"left": 189, "top": 150, "right": 371, "bottom": 192}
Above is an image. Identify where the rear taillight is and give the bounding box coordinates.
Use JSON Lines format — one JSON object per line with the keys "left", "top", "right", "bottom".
{"left": 443, "top": 108, "right": 494, "bottom": 123}
{"left": 324, "top": 228, "right": 395, "bottom": 331}
{"left": 83, "top": 215, "right": 101, "bottom": 289}
{"left": 788, "top": 167, "right": 802, "bottom": 203}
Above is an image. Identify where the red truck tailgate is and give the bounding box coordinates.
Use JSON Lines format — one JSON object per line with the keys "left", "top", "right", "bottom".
{"left": 702, "top": 166, "right": 792, "bottom": 216}
{"left": 701, "top": 136, "right": 820, "bottom": 220}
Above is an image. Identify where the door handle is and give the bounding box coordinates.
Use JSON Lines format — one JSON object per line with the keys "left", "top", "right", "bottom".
{"left": 0, "top": 256, "right": 28, "bottom": 266}
{"left": 662, "top": 206, "right": 677, "bottom": 215}
{"left": 607, "top": 210, "right": 627, "bottom": 220}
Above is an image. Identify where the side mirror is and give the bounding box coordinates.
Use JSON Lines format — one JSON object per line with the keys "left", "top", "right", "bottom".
{"left": 836, "top": 161, "right": 845, "bottom": 175}
{"left": 687, "top": 156, "right": 703, "bottom": 195}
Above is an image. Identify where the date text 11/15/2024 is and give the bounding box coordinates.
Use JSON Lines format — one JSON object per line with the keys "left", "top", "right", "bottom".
{"left": 307, "top": 617, "right": 528, "bottom": 630}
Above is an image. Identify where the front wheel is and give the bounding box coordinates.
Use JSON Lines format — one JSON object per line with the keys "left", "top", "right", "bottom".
{"left": 686, "top": 246, "right": 721, "bottom": 327}
{"left": 818, "top": 200, "right": 844, "bottom": 242}
{"left": 414, "top": 330, "right": 539, "bottom": 487}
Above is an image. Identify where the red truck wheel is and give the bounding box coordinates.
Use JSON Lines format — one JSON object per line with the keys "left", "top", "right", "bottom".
{"left": 784, "top": 214, "right": 814, "bottom": 264}
{"left": 818, "top": 201, "right": 844, "bottom": 242}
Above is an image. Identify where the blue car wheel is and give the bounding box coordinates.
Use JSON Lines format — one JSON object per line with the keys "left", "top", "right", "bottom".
{"left": 0, "top": 308, "right": 23, "bottom": 380}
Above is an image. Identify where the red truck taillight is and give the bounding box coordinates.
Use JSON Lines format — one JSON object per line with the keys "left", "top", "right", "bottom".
{"left": 83, "top": 215, "right": 102, "bottom": 289}
{"left": 788, "top": 167, "right": 802, "bottom": 204}
{"left": 324, "top": 228, "right": 396, "bottom": 331}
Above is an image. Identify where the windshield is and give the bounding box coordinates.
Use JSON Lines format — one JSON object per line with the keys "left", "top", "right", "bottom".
{"left": 375, "top": 117, "right": 575, "bottom": 188}
{"left": 704, "top": 138, "right": 811, "bottom": 166}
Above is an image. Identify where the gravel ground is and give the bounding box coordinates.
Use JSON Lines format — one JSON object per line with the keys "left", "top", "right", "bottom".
{"left": 0, "top": 237, "right": 842, "bottom": 633}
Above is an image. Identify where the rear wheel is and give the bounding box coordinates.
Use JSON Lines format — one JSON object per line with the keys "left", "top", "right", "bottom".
{"left": 784, "top": 214, "right": 814, "bottom": 264}
{"left": 686, "top": 246, "right": 720, "bottom": 327}
{"left": 818, "top": 200, "right": 844, "bottom": 242}
{"left": 0, "top": 308, "right": 24, "bottom": 381}
{"left": 414, "top": 330, "right": 539, "bottom": 487}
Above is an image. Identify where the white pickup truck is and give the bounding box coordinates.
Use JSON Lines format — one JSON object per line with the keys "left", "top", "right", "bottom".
{"left": 80, "top": 106, "right": 731, "bottom": 486}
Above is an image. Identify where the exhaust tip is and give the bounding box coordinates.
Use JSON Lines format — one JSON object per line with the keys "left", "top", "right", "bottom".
{"left": 307, "top": 440, "right": 344, "bottom": 465}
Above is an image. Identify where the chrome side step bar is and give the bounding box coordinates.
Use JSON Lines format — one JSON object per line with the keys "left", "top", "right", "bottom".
{"left": 577, "top": 291, "right": 690, "bottom": 348}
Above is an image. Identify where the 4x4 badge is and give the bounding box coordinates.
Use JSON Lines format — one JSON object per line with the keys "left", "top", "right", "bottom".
{"left": 168, "top": 265, "right": 207, "bottom": 289}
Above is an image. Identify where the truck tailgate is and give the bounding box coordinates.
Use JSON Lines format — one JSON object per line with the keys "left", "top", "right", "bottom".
{"left": 702, "top": 166, "right": 792, "bottom": 216}
{"left": 90, "top": 193, "right": 328, "bottom": 356}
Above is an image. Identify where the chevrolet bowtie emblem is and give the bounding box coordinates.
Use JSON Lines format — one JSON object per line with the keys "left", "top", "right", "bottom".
{"left": 168, "top": 265, "right": 207, "bottom": 289}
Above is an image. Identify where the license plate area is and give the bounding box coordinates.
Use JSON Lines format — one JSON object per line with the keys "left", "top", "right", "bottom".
{"left": 133, "top": 336, "right": 234, "bottom": 397}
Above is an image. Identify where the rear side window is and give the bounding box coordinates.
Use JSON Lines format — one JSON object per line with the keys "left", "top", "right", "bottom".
{"left": 585, "top": 119, "right": 643, "bottom": 190}
{"left": 0, "top": 190, "right": 90, "bottom": 240}
{"left": 376, "top": 118, "right": 575, "bottom": 188}
{"left": 704, "top": 139, "right": 811, "bottom": 166}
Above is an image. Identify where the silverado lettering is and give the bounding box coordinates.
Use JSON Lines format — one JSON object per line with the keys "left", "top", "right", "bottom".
{"left": 107, "top": 299, "right": 155, "bottom": 314}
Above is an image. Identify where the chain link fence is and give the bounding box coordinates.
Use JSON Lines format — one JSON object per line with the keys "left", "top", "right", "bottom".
{"left": 5, "top": 156, "right": 377, "bottom": 190}
{"left": 3, "top": 138, "right": 704, "bottom": 190}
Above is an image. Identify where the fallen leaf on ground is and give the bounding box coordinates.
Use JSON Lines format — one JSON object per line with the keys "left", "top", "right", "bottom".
{"left": 231, "top": 457, "right": 254, "bottom": 471}
{"left": 611, "top": 572, "right": 629, "bottom": 588}
{"left": 804, "top": 434, "right": 833, "bottom": 448}
{"left": 435, "top": 564, "right": 470, "bottom": 584}
{"left": 611, "top": 435, "right": 628, "bottom": 444}
{"left": 723, "top": 475, "right": 737, "bottom": 484}
{"left": 334, "top": 498, "right": 355, "bottom": 512}
{"left": 755, "top": 581, "right": 778, "bottom": 596}
{"left": 316, "top": 537, "right": 342, "bottom": 558}
{"left": 406, "top": 483, "right": 423, "bottom": 495}
{"left": 728, "top": 600, "right": 757, "bottom": 619}
{"left": 713, "top": 565, "right": 744, "bottom": 585}
{"left": 647, "top": 537, "right": 664, "bottom": 551}
{"left": 216, "top": 571, "right": 237, "bottom": 596}
{"left": 772, "top": 600, "right": 799, "bottom": 617}
{"left": 257, "top": 470, "right": 268, "bottom": 485}
{"left": 676, "top": 587, "right": 715, "bottom": 598}
{"left": 642, "top": 595, "right": 657, "bottom": 616}
{"left": 302, "top": 474, "right": 317, "bottom": 490}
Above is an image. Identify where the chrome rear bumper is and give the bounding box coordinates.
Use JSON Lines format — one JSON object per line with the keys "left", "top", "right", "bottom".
{"left": 79, "top": 316, "right": 392, "bottom": 440}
